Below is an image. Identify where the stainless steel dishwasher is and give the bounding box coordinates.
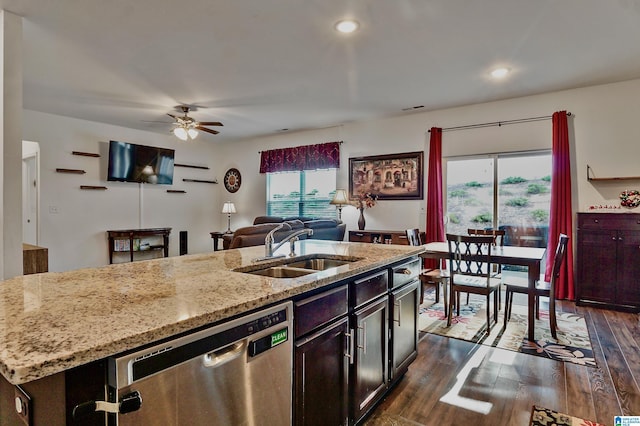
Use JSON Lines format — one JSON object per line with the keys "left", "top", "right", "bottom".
{"left": 106, "top": 301, "right": 293, "bottom": 425}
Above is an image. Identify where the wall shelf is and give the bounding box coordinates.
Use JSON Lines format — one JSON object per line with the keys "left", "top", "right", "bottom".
{"left": 174, "top": 163, "right": 209, "bottom": 170}
{"left": 183, "top": 178, "right": 218, "bottom": 184}
{"left": 587, "top": 164, "right": 640, "bottom": 181}
{"left": 57, "top": 168, "right": 86, "bottom": 174}
{"left": 80, "top": 185, "right": 107, "bottom": 190}
{"left": 72, "top": 151, "right": 100, "bottom": 158}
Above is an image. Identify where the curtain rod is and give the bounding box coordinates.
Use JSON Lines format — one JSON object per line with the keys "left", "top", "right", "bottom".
{"left": 258, "top": 140, "right": 343, "bottom": 154}
{"left": 428, "top": 112, "right": 572, "bottom": 133}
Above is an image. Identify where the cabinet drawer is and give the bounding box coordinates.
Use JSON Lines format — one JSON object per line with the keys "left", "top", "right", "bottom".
{"left": 349, "top": 232, "right": 370, "bottom": 243}
{"left": 578, "top": 213, "right": 640, "bottom": 230}
{"left": 391, "top": 234, "right": 409, "bottom": 245}
{"left": 352, "top": 270, "right": 388, "bottom": 308}
{"left": 390, "top": 258, "right": 420, "bottom": 289}
{"left": 295, "top": 285, "right": 348, "bottom": 338}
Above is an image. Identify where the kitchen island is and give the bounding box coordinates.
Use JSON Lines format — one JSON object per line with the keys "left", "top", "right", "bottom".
{"left": 0, "top": 240, "right": 423, "bottom": 425}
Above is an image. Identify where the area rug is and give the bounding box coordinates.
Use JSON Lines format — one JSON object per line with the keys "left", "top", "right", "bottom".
{"left": 419, "top": 292, "right": 596, "bottom": 367}
{"left": 529, "top": 405, "right": 605, "bottom": 426}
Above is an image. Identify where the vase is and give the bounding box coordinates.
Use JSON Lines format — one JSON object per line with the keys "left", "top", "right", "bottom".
{"left": 358, "top": 208, "right": 366, "bottom": 230}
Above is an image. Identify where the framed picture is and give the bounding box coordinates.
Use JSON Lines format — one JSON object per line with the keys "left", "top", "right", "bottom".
{"left": 349, "top": 151, "right": 424, "bottom": 200}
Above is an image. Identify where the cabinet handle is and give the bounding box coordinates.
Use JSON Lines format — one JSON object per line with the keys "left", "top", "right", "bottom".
{"left": 345, "top": 329, "right": 355, "bottom": 365}
{"left": 594, "top": 219, "right": 599, "bottom": 223}
{"left": 357, "top": 323, "right": 366, "bottom": 354}
{"left": 394, "top": 300, "right": 402, "bottom": 326}
{"left": 395, "top": 268, "right": 412, "bottom": 275}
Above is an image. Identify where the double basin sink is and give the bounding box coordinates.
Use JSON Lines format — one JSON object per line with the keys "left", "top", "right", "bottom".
{"left": 234, "top": 254, "right": 362, "bottom": 278}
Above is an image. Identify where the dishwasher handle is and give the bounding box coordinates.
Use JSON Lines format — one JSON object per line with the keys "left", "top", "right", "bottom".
{"left": 72, "top": 391, "right": 142, "bottom": 419}
{"left": 203, "top": 341, "right": 245, "bottom": 368}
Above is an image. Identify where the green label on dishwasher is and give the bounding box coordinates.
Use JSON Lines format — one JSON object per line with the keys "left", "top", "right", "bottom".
{"left": 271, "top": 328, "right": 288, "bottom": 347}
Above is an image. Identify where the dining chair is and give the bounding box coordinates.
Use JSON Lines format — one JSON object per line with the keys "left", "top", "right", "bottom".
{"left": 405, "top": 229, "right": 448, "bottom": 315}
{"left": 467, "top": 228, "right": 507, "bottom": 307}
{"left": 503, "top": 233, "right": 569, "bottom": 339}
{"left": 446, "top": 233, "right": 501, "bottom": 334}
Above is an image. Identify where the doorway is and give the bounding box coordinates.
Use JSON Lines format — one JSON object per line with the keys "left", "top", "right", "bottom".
{"left": 22, "top": 141, "right": 40, "bottom": 245}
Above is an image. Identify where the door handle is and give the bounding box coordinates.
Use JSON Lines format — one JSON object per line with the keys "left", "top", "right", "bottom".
{"left": 357, "top": 322, "right": 366, "bottom": 354}
{"left": 345, "top": 328, "right": 355, "bottom": 364}
{"left": 393, "top": 300, "right": 402, "bottom": 326}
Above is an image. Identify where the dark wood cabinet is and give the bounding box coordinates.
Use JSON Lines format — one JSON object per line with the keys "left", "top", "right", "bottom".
{"left": 389, "top": 280, "right": 419, "bottom": 382}
{"left": 294, "top": 317, "right": 350, "bottom": 426}
{"left": 293, "top": 259, "right": 419, "bottom": 425}
{"left": 351, "top": 296, "right": 388, "bottom": 422}
{"left": 577, "top": 213, "right": 640, "bottom": 311}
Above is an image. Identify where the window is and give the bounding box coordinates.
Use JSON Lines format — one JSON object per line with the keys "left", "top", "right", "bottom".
{"left": 445, "top": 151, "right": 551, "bottom": 248}
{"left": 267, "top": 169, "right": 337, "bottom": 218}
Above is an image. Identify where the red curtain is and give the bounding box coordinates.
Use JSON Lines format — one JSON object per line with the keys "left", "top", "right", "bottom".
{"left": 259, "top": 141, "right": 341, "bottom": 173}
{"left": 425, "top": 127, "right": 445, "bottom": 269}
{"left": 546, "top": 111, "right": 574, "bottom": 300}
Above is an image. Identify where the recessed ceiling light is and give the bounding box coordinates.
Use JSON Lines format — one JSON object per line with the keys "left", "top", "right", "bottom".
{"left": 335, "top": 20, "right": 359, "bottom": 34}
{"left": 490, "top": 67, "right": 510, "bottom": 79}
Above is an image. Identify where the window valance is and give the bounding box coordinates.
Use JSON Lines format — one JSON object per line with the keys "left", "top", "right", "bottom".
{"left": 259, "top": 141, "right": 341, "bottom": 173}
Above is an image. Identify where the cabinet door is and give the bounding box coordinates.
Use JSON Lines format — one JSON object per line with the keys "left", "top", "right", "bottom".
{"left": 617, "top": 230, "right": 640, "bottom": 306}
{"left": 578, "top": 229, "right": 617, "bottom": 304}
{"left": 389, "top": 280, "right": 419, "bottom": 383}
{"left": 351, "top": 297, "right": 388, "bottom": 423}
{"left": 294, "top": 317, "right": 349, "bottom": 426}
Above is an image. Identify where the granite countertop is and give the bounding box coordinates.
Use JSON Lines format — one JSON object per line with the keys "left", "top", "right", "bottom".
{"left": 0, "top": 240, "right": 423, "bottom": 385}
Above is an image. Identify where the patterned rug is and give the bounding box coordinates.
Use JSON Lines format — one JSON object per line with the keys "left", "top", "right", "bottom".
{"left": 419, "top": 291, "right": 596, "bottom": 367}
{"left": 529, "top": 405, "right": 605, "bottom": 426}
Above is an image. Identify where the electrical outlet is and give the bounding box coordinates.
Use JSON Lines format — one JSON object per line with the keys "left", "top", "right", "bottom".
{"left": 14, "top": 385, "right": 31, "bottom": 426}
{"left": 48, "top": 205, "right": 59, "bottom": 214}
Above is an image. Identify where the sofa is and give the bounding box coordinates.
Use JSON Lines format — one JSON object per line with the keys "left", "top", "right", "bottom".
{"left": 222, "top": 216, "right": 346, "bottom": 250}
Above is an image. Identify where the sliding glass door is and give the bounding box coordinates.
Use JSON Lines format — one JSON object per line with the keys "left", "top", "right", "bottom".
{"left": 445, "top": 151, "right": 551, "bottom": 248}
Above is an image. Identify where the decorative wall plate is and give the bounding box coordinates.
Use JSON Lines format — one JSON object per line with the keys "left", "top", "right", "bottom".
{"left": 620, "top": 189, "right": 640, "bottom": 208}
{"left": 223, "top": 168, "right": 241, "bottom": 193}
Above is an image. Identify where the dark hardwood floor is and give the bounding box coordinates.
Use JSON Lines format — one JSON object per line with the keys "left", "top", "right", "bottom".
{"left": 364, "top": 298, "right": 640, "bottom": 426}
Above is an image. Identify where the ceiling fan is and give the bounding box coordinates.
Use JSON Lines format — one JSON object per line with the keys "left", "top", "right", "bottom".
{"left": 168, "top": 106, "right": 223, "bottom": 141}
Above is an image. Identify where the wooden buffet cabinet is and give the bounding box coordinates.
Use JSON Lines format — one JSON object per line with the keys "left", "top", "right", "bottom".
{"left": 349, "top": 230, "right": 422, "bottom": 245}
{"left": 577, "top": 213, "right": 640, "bottom": 311}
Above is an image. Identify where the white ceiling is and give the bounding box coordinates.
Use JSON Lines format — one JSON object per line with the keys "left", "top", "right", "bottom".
{"left": 3, "top": 0, "right": 640, "bottom": 143}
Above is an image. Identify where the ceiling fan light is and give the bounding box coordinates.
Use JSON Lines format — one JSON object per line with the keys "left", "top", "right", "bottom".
{"left": 173, "top": 127, "right": 188, "bottom": 141}
{"left": 188, "top": 128, "right": 199, "bottom": 140}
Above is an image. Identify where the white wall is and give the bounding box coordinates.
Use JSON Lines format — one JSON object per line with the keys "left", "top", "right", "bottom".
{"left": 23, "top": 110, "right": 222, "bottom": 272}
{"left": 19, "top": 77, "right": 640, "bottom": 271}
{"left": 216, "top": 78, "right": 640, "bottom": 237}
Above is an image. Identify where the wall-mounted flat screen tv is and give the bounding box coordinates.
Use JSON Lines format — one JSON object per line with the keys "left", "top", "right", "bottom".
{"left": 107, "top": 140, "right": 175, "bottom": 184}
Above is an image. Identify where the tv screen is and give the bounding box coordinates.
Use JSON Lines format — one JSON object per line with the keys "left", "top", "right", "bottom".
{"left": 107, "top": 141, "right": 175, "bottom": 184}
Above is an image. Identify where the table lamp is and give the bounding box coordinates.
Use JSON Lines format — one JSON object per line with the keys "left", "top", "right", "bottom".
{"left": 222, "top": 201, "right": 237, "bottom": 233}
{"left": 330, "top": 189, "right": 349, "bottom": 220}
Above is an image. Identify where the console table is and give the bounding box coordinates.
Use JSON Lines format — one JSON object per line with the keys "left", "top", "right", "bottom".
{"left": 349, "top": 230, "right": 422, "bottom": 245}
{"left": 107, "top": 228, "right": 171, "bottom": 264}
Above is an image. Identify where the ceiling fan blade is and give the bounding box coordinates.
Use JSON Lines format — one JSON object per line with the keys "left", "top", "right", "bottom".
{"left": 196, "top": 126, "right": 219, "bottom": 135}
{"left": 197, "top": 121, "right": 223, "bottom": 127}
{"left": 167, "top": 113, "right": 177, "bottom": 119}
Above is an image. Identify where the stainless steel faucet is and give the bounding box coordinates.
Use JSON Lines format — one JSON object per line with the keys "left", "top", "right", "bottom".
{"left": 257, "top": 224, "right": 313, "bottom": 260}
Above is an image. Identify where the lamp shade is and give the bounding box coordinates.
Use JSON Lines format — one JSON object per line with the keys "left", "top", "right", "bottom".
{"left": 330, "top": 189, "right": 349, "bottom": 205}
{"left": 173, "top": 127, "right": 188, "bottom": 141}
{"left": 221, "top": 202, "right": 237, "bottom": 214}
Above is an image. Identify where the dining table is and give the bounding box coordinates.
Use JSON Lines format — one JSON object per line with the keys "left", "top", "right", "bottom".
{"left": 421, "top": 242, "right": 547, "bottom": 341}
